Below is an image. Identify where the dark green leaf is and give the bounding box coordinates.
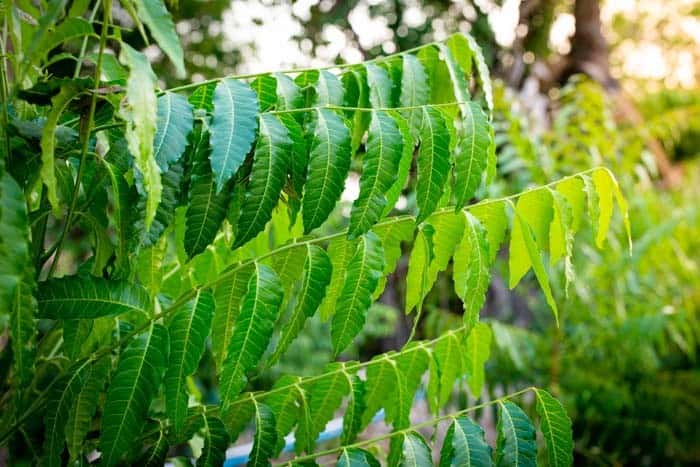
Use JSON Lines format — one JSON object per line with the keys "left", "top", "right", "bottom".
{"left": 197, "top": 414, "right": 230, "bottom": 467}
{"left": 416, "top": 107, "right": 451, "bottom": 223}
{"left": 496, "top": 401, "right": 537, "bottom": 467}
{"left": 439, "top": 416, "right": 493, "bottom": 467}
{"left": 249, "top": 400, "right": 277, "bottom": 467}
{"left": 534, "top": 389, "right": 573, "bottom": 467}
{"left": 153, "top": 92, "right": 193, "bottom": 172}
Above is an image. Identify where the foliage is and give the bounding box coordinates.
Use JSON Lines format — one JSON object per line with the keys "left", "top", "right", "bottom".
{"left": 0, "top": 3, "right": 633, "bottom": 465}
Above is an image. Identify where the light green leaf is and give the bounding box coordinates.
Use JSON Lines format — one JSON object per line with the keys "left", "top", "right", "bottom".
{"left": 37, "top": 276, "right": 151, "bottom": 319}
{"left": 435, "top": 331, "right": 462, "bottom": 409}
{"left": 40, "top": 83, "right": 82, "bottom": 215}
{"left": 496, "top": 401, "right": 537, "bottom": 467}
{"left": 185, "top": 127, "right": 230, "bottom": 258}
{"left": 405, "top": 224, "right": 435, "bottom": 314}
{"left": 234, "top": 113, "right": 291, "bottom": 248}
{"left": 549, "top": 189, "right": 576, "bottom": 293}
{"left": 362, "top": 354, "right": 407, "bottom": 429}
{"left": 317, "top": 70, "right": 345, "bottom": 107}
{"left": 416, "top": 106, "right": 451, "bottom": 223}
{"left": 153, "top": 92, "right": 193, "bottom": 171}
{"left": 399, "top": 432, "right": 433, "bottom": 467}
{"left": 338, "top": 448, "right": 380, "bottom": 467}
{"left": 140, "top": 161, "right": 183, "bottom": 247}
{"left": 453, "top": 212, "right": 490, "bottom": 330}
{"left": 439, "top": 416, "right": 493, "bottom": 467}
{"left": 100, "top": 324, "right": 169, "bottom": 466}
{"left": 366, "top": 63, "right": 393, "bottom": 108}
{"left": 119, "top": 44, "right": 161, "bottom": 231}
{"left": 165, "top": 290, "right": 214, "bottom": 436}
{"left": 348, "top": 110, "right": 404, "bottom": 238}
{"left": 210, "top": 78, "right": 259, "bottom": 192}
{"left": 511, "top": 207, "right": 559, "bottom": 322}
{"left": 592, "top": 168, "right": 631, "bottom": 251}
{"left": 391, "top": 343, "right": 430, "bottom": 428}
{"left": 0, "top": 173, "right": 29, "bottom": 314}
{"left": 462, "top": 33, "right": 493, "bottom": 114}
{"left": 508, "top": 189, "right": 553, "bottom": 286}
{"left": 372, "top": 217, "right": 414, "bottom": 298}
{"left": 400, "top": 54, "right": 430, "bottom": 139}
{"left": 331, "top": 232, "right": 385, "bottom": 355}
{"left": 556, "top": 177, "right": 586, "bottom": 234}
{"left": 197, "top": 414, "right": 230, "bottom": 467}
{"left": 65, "top": 357, "right": 110, "bottom": 462}
{"left": 318, "top": 236, "right": 358, "bottom": 321}
{"left": 297, "top": 362, "right": 351, "bottom": 453}
{"left": 212, "top": 264, "right": 255, "bottom": 366}
{"left": 276, "top": 73, "right": 304, "bottom": 110}
{"left": 135, "top": 235, "right": 167, "bottom": 296}
{"left": 220, "top": 264, "right": 284, "bottom": 417}
{"left": 454, "top": 101, "right": 490, "bottom": 207}
{"left": 133, "top": 0, "right": 185, "bottom": 77}
{"left": 534, "top": 389, "right": 573, "bottom": 467}
{"left": 436, "top": 43, "right": 470, "bottom": 113}
{"left": 271, "top": 244, "right": 332, "bottom": 364}
{"left": 302, "top": 108, "right": 352, "bottom": 233}
{"left": 463, "top": 322, "right": 492, "bottom": 397}
{"left": 427, "top": 212, "right": 466, "bottom": 284}
{"left": 470, "top": 200, "right": 508, "bottom": 263}
{"left": 42, "top": 360, "right": 93, "bottom": 467}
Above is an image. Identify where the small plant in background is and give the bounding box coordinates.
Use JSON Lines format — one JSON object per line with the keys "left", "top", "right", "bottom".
{"left": 0, "top": 2, "right": 634, "bottom": 465}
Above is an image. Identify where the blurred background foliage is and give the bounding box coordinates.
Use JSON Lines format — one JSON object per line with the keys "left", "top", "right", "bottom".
{"left": 55, "top": 0, "right": 700, "bottom": 464}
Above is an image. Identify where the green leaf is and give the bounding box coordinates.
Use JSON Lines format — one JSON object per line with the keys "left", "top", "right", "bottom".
{"left": 65, "top": 357, "right": 110, "bottom": 461}
{"left": 40, "top": 83, "right": 82, "bottom": 215}
{"left": 103, "top": 158, "right": 137, "bottom": 274}
{"left": 395, "top": 342, "right": 431, "bottom": 412}
{"left": 427, "top": 212, "right": 466, "bottom": 285}
{"left": 343, "top": 68, "right": 371, "bottom": 152}
{"left": 338, "top": 448, "right": 381, "bottom": 467}
{"left": 249, "top": 400, "right": 277, "bottom": 467}
{"left": 549, "top": 190, "right": 575, "bottom": 293}
{"left": 220, "top": 264, "right": 284, "bottom": 417}
{"left": 496, "top": 401, "right": 537, "bottom": 467}
{"left": 270, "top": 244, "right": 332, "bottom": 364}
{"left": 276, "top": 73, "right": 304, "bottom": 110}
{"left": 436, "top": 43, "right": 470, "bottom": 113}
{"left": 100, "top": 324, "right": 169, "bottom": 466}
{"left": 453, "top": 212, "right": 490, "bottom": 330}
{"left": 267, "top": 376, "right": 303, "bottom": 454}
{"left": 454, "top": 102, "right": 490, "bottom": 207}
{"left": 318, "top": 236, "right": 358, "bottom": 321}
{"left": 399, "top": 432, "right": 433, "bottom": 467}
{"left": 211, "top": 264, "right": 255, "bottom": 366}
{"left": 534, "top": 389, "right": 573, "bottom": 467}
{"left": 400, "top": 54, "right": 430, "bottom": 139}
{"left": 296, "top": 363, "right": 351, "bottom": 453}
{"left": 445, "top": 33, "right": 474, "bottom": 78}
{"left": 10, "top": 269, "right": 36, "bottom": 385}
{"left": 463, "top": 322, "right": 492, "bottom": 397}
{"left": 434, "top": 331, "right": 462, "bottom": 409}
{"left": 279, "top": 112, "right": 307, "bottom": 212}
{"left": 509, "top": 193, "right": 559, "bottom": 322}
{"left": 165, "top": 290, "right": 214, "bottom": 436}
{"left": 439, "top": 416, "right": 493, "bottom": 467}
{"left": 197, "top": 414, "right": 230, "bottom": 467}
{"left": 140, "top": 160, "right": 183, "bottom": 247}
{"left": 119, "top": 44, "right": 161, "bottom": 231}
{"left": 210, "top": 78, "right": 259, "bottom": 192}
{"left": 185, "top": 127, "right": 230, "bottom": 258}
{"left": 40, "top": 17, "right": 94, "bottom": 58}
{"left": 556, "top": 177, "right": 586, "bottom": 234}
{"left": 341, "top": 375, "right": 367, "bottom": 445}
{"left": 418, "top": 45, "right": 454, "bottom": 107}
{"left": 405, "top": 224, "right": 435, "bottom": 314}
{"left": 42, "top": 360, "right": 93, "bottom": 467}
{"left": 133, "top": 0, "right": 185, "bottom": 77}
{"left": 234, "top": 113, "right": 291, "bottom": 248}
{"left": 37, "top": 276, "right": 152, "bottom": 319}
{"left": 153, "top": 92, "right": 193, "bottom": 171}
{"left": 0, "top": 173, "right": 29, "bottom": 314}
{"left": 383, "top": 111, "right": 414, "bottom": 216}
{"left": 331, "top": 232, "right": 385, "bottom": 355}
{"left": 362, "top": 354, "right": 406, "bottom": 429}
{"left": 416, "top": 106, "right": 451, "bottom": 223}
{"left": 348, "top": 110, "right": 404, "bottom": 238}
{"left": 138, "top": 429, "right": 170, "bottom": 467}
{"left": 366, "top": 63, "right": 393, "bottom": 108}
{"left": 302, "top": 108, "right": 352, "bottom": 233}
{"left": 316, "top": 70, "right": 345, "bottom": 106}
{"left": 470, "top": 200, "right": 508, "bottom": 263}
{"left": 252, "top": 74, "right": 278, "bottom": 112}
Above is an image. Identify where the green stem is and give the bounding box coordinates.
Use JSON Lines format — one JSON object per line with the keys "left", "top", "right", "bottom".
{"left": 161, "top": 40, "right": 439, "bottom": 95}
{"left": 281, "top": 387, "right": 535, "bottom": 465}
{"left": 47, "top": 1, "right": 111, "bottom": 278}
{"left": 73, "top": 0, "right": 102, "bottom": 78}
